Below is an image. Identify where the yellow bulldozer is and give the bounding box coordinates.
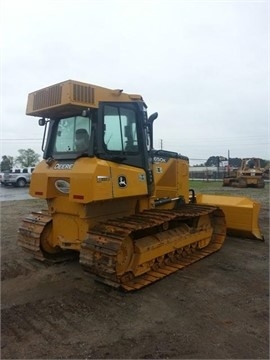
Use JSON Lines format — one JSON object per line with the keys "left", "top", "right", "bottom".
{"left": 223, "top": 158, "right": 265, "bottom": 188}
{"left": 18, "top": 80, "right": 264, "bottom": 291}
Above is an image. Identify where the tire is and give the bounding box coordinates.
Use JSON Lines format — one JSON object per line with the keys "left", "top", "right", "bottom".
{"left": 16, "top": 178, "right": 27, "bottom": 188}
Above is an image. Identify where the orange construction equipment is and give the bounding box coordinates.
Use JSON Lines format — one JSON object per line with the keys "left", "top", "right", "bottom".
{"left": 223, "top": 158, "right": 265, "bottom": 188}
{"left": 18, "top": 80, "right": 264, "bottom": 291}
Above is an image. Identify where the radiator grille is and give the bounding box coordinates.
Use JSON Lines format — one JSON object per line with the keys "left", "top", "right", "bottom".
{"left": 73, "top": 84, "right": 94, "bottom": 103}
{"left": 33, "top": 84, "right": 62, "bottom": 110}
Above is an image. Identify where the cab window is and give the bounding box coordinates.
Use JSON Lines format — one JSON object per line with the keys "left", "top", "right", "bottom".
{"left": 53, "top": 116, "right": 91, "bottom": 153}
{"left": 103, "top": 105, "right": 138, "bottom": 152}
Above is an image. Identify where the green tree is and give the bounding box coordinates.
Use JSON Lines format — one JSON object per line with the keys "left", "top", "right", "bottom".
{"left": 7, "top": 156, "right": 14, "bottom": 168}
{"left": 15, "top": 148, "right": 40, "bottom": 168}
{"left": 0, "top": 155, "right": 12, "bottom": 171}
{"left": 227, "top": 157, "right": 242, "bottom": 168}
{"left": 205, "top": 156, "right": 226, "bottom": 167}
{"left": 260, "top": 159, "right": 268, "bottom": 168}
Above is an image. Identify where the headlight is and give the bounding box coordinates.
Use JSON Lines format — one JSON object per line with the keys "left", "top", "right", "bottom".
{"left": 55, "top": 179, "right": 70, "bottom": 193}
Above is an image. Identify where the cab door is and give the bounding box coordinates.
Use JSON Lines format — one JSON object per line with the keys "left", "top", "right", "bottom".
{"left": 97, "top": 102, "right": 151, "bottom": 197}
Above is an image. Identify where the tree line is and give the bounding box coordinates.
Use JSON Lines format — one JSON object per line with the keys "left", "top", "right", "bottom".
{"left": 0, "top": 149, "right": 40, "bottom": 172}
{"left": 195, "top": 156, "right": 269, "bottom": 168}
{"left": 1, "top": 150, "right": 269, "bottom": 172}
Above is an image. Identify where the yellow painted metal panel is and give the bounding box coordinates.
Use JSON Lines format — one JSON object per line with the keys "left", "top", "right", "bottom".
{"left": 26, "top": 80, "right": 144, "bottom": 117}
{"left": 109, "top": 162, "right": 148, "bottom": 198}
{"left": 196, "top": 193, "right": 264, "bottom": 240}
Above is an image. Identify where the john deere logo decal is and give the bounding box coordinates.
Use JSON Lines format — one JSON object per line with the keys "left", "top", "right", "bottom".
{"left": 118, "top": 176, "right": 127, "bottom": 188}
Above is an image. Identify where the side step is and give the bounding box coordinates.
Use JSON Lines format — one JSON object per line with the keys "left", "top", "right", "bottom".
{"left": 195, "top": 194, "right": 264, "bottom": 240}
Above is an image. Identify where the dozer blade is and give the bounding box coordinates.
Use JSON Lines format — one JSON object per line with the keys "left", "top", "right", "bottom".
{"left": 195, "top": 194, "right": 264, "bottom": 241}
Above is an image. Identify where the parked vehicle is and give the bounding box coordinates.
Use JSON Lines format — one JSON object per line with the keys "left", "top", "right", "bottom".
{"left": 223, "top": 158, "right": 265, "bottom": 188}
{"left": 0, "top": 167, "right": 35, "bottom": 187}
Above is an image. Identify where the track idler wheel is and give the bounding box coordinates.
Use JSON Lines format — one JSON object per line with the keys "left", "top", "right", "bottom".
{"left": 116, "top": 236, "right": 134, "bottom": 275}
{"left": 40, "top": 222, "right": 61, "bottom": 255}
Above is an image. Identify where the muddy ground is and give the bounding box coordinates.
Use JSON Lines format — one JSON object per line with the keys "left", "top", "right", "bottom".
{"left": 1, "top": 184, "right": 269, "bottom": 359}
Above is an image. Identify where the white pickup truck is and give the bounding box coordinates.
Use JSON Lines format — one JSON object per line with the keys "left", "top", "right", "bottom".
{"left": 0, "top": 167, "right": 35, "bottom": 187}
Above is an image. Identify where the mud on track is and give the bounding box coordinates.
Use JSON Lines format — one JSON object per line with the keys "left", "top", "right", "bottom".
{"left": 1, "top": 188, "right": 269, "bottom": 359}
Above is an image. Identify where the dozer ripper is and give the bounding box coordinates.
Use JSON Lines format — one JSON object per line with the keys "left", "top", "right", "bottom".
{"left": 18, "top": 80, "right": 264, "bottom": 291}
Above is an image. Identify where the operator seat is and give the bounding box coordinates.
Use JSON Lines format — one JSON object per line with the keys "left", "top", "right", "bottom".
{"left": 125, "top": 141, "right": 138, "bottom": 152}
{"left": 75, "top": 128, "right": 89, "bottom": 151}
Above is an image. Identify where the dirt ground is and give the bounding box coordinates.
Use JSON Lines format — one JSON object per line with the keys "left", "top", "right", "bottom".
{"left": 1, "top": 185, "right": 269, "bottom": 359}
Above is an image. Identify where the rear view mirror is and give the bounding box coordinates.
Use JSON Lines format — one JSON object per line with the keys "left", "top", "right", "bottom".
{"left": 82, "top": 108, "right": 91, "bottom": 117}
{"left": 38, "top": 118, "right": 46, "bottom": 126}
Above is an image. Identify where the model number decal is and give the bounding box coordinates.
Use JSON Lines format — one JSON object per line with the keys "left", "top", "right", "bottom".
{"left": 54, "top": 163, "right": 74, "bottom": 170}
{"left": 153, "top": 157, "right": 167, "bottom": 164}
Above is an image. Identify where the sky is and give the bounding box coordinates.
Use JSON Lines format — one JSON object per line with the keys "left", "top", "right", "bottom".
{"left": 0, "top": 0, "right": 269, "bottom": 165}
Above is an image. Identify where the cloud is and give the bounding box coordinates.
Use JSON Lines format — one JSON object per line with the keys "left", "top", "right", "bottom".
{"left": 1, "top": 0, "right": 268, "bottom": 163}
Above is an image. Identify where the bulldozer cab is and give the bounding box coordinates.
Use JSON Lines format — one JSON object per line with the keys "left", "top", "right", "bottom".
{"left": 48, "top": 103, "right": 150, "bottom": 172}
{"left": 28, "top": 80, "right": 158, "bottom": 196}
{"left": 243, "top": 158, "right": 255, "bottom": 169}
{"left": 27, "top": 81, "right": 159, "bottom": 167}
{"left": 241, "top": 158, "right": 262, "bottom": 173}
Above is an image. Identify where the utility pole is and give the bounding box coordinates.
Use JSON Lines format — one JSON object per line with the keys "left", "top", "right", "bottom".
{"left": 216, "top": 156, "right": 220, "bottom": 180}
{"left": 160, "top": 139, "right": 163, "bottom": 149}
{"left": 228, "top": 149, "right": 230, "bottom": 174}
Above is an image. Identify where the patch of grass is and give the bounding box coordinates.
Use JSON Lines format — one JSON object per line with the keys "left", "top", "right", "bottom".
{"left": 189, "top": 180, "right": 223, "bottom": 192}
{"left": 189, "top": 180, "right": 269, "bottom": 208}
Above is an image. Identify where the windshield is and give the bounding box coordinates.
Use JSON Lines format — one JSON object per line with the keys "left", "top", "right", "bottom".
{"left": 52, "top": 115, "right": 92, "bottom": 156}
